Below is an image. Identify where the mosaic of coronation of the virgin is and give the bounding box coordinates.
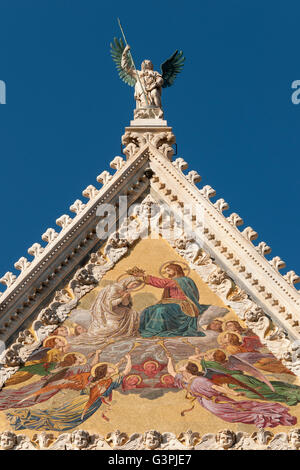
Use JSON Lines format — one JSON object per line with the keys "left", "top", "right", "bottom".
{"left": 1, "top": 236, "right": 300, "bottom": 444}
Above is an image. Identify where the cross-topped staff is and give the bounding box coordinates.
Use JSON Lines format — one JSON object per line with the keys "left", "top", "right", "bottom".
{"left": 117, "top": 18, "right": 149, "bottom": 106}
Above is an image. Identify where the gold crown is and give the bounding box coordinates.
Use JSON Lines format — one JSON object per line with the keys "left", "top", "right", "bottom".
{"left": 126, "top": 266, "right": 145, "bottom": 277}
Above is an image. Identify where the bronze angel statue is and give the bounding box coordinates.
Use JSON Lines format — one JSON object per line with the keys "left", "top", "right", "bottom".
{"left": 110, "top": 38, "right": 185, "bottom": 119}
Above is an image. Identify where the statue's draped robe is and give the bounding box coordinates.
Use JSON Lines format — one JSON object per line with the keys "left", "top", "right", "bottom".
{"left": 139, "top": 275, "right": 210, "bottom": 337}
{"left": 174, "top": 373, "right": 297, "bottom": 428}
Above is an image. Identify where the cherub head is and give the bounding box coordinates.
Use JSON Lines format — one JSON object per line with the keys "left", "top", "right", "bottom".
{"left": 216, "top": 430, "right": 236, "bottom": 449}
{"left": 71, "top": 430, "right": 89, "bottom": 449}
{"left": 288, "top": 429, "right": 300, "bottom": 449}
{"left": 142, "top": 360, "right": 161, "bottom": 377}
{"left": 0, "top": 431, "right": 17, "bottom": 450}
{"left": 144, "top": 430, "right": 161, "bottom": 450}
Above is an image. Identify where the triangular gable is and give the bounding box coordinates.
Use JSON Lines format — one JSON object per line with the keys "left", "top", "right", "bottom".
{"left": 0, "top": 120, "right": 300, "bottom": 449}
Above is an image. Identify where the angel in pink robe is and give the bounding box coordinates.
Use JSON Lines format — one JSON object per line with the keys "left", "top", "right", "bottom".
{"left": 167, "top": 356, "right": 297, "bottom": 429}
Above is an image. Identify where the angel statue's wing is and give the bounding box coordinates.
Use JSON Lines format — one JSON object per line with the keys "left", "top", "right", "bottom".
{"left": 110, "top": 37, "right": 136, "bottom": 87}
{"left": 160, "top": 50, "right": 185, "bottom": 88}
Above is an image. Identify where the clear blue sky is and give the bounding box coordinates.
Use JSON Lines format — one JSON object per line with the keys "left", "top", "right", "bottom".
{"left": 0, "top": 0, "right": 299, "bottom": 292}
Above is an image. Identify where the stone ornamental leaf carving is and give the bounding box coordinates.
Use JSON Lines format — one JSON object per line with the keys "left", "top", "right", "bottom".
{"left": 56, "top": 214, "right": 73, "bottom": 230}
{"left": 256, "top": 241, "right": 272, "bottom": 256}
{"left": 82, "top": 185, "right": 99, "bottom": 200}
{"left": 199, "top": 185, "right": 216, "bottom": 199}
{"left": 70, "top": 199, "right": 86, "bottom": 215}
{"left": 106, "top": 430, "right": 128, "bottom": 448}
{"left": 172, "top": 157, "right": 188, "bottom": 172}
{"left": 241, "top": 226, "right": 258, "bottom": 242}
{"left": 14, "top": 257, "right": 31, "bottom": 273}
{"left": 269, "top": 256, "right": 286, "bottom": 271}
{"left": 96, "top": 170, "right": 113, "bottom": 186}
{"left": 226, "top": 212, "right": 244, "bottom": 226}
{"left": 110, "top": 156, "right": 126, "bottom": 171}
{"left": 0, "top": 272, "right": 17, "bottom": 288}
{"left": 186, "top": 170, "right": 201, "bottom": 184}
{"left": 41, "top": 228, "right": 59, "bottom": 244}
{"left": 178, "top": 430, "right": 200, "bottom": 448}
{"left": 27, "top": 243, "right": 44, "bottom": 259}
{"left": 213, "top": 198, "right": 229, "bottom": 213}
{"left": 284, "top": 270, "right": 300, "bottom": 286}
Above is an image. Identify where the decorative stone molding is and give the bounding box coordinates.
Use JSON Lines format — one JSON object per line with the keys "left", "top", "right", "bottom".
{"left": 284, "top": 270, "right": 300, "bottom": 287}
{"left": 199, "top": 185, "right": 216, "bottom": 199}
{"left": 110, "top": 156, "right": 126, "bottom": 171}
{"left": 41, "top": 228, "right": 59, "bottom": 244}
{"left": 172, "top": 157, "right": 188, "bottom": 172}
{"left": 122, "top": 128, "right": 175, "bottom": 160}
{"left": 226, "top": 212, "right": 244, "bottom": 227}
{"left": 56, "top": 214, "right": 73, "bottom": 230}
{"left": 69, "top": 199, "right": 86, "bottom": 215}
{"left": 213, "top": 198, "right": 229, "bottom": 213}
{"left": 269, "top": 256, "right": 286, "bottom": 272}
{"left": 0, "top": 428, "right": 299, "bottom": 450}
{"left": 0, "top": 272, "right": 17, "bottom": 288}
{"left": 14, "top": 257, "right": 31, "bottom": 273}
{"left": 82, "top": 185, "right": 99, "bottom": 201}
{"left": 186, "top": 170, "right": 201, "bottom": 184}
{"left": 28, "top": 243, "right": 44, "bottom": 259}
{"left": 256, "top": 241, "right": 271, "bottom": 256}
{"left": 96, "top": 170, "right": 113, "bottom": 186}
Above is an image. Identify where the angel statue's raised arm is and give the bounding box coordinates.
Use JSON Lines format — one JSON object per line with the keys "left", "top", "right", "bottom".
{"left": 110, "top": 37, "right": 185, "bottom": 121}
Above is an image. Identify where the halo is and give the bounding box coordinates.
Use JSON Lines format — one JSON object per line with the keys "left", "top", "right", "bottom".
{"left": 91, "top": 361, "right": 119, "bottom": 378}
{"left": 160, "top": 374, "right": 174, "bottom": 384}
{"left": 143, "top": 360, "right": 159, "bottom": 368}
{"left": 222, "top": 319, "right": 243, "bottom": 332}
{"left": 175, "top": 358, "right": 202, "bottom": 373}
{"left": 159, "top": 261, "right": 190, "bottom": 278}
{"left": 217, "top": 331, "right": 242, "bottom": 345}
{"left": 115, "top": 273, "right": 145, "bottom": 292}
{"left": 124, "top": 374, "right": 142, "bottom": 385}
{"left": 43, "top": 335, "right": 68, "bottom": 348}
{"left": 62, "top": 352, "right": 87, "bottom": 364}
{"left": 204, "top": 348, "right": 228, "bottom": 360}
